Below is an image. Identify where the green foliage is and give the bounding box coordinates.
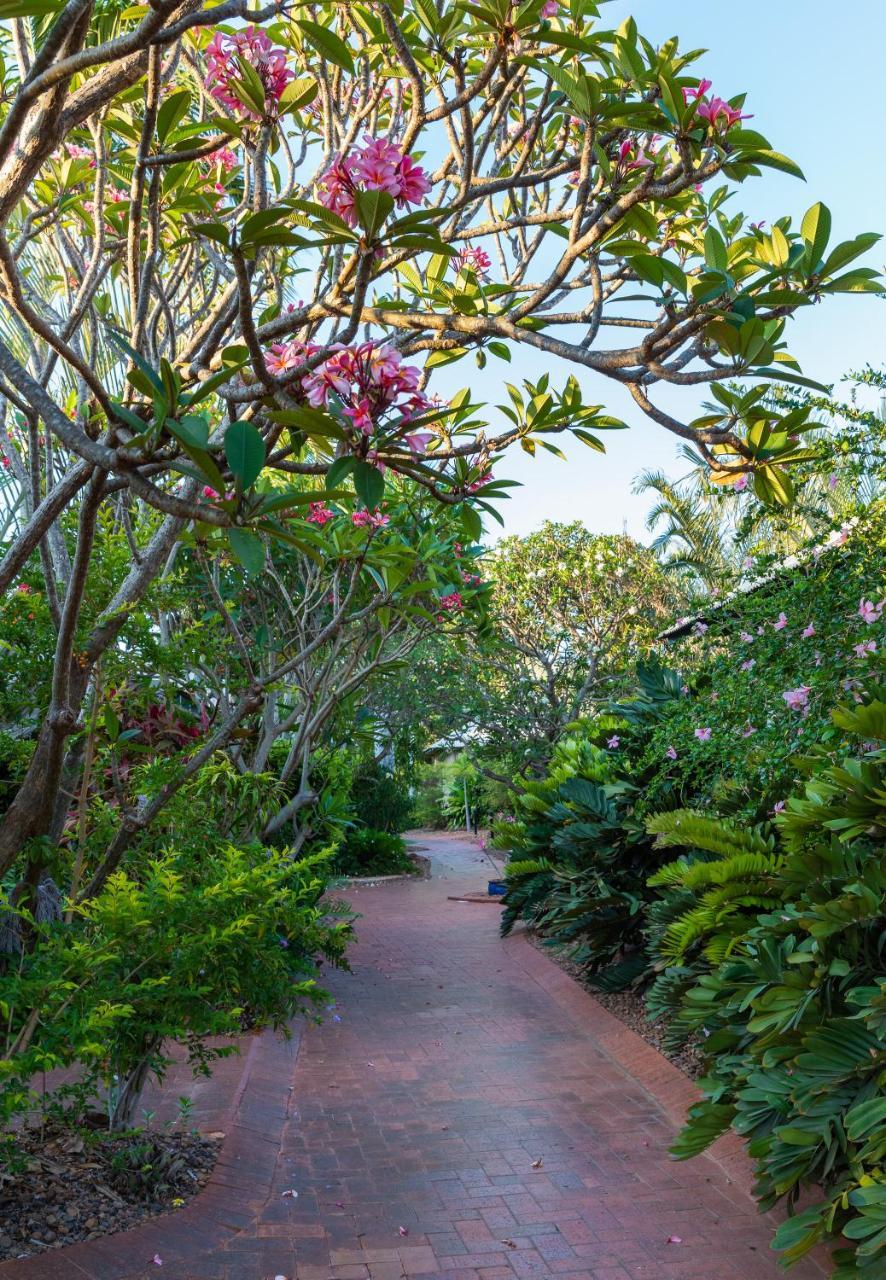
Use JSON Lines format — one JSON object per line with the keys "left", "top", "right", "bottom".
{"left": 495, "top": 729, "right": 663, "bottom": 983}
{"left": 1, "top": 839, "right": 350, "bottom": 1155}
{"left": 637, "top": 498, "right": 886, "bottom": 822}
{"left": 332, "top": 828, "right": 415, "bottom": 878}
{"left": 107, "top": 1135, "right": 192, "bottom": 1201}
{"left": 347, "top": 757, "right": 414, "bottom": 834}
{"left": 669, "top": 697, "right": 886, "bottom": 1276}
{"left": 644, "top": 812, "right": 783, "bottom": 1044}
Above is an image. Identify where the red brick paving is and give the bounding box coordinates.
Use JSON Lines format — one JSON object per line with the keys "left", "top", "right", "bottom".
{"left": 1, "top": 832, "right": 828, "bottom": 1280}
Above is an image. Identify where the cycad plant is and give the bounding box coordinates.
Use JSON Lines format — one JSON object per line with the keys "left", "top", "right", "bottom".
{"left": 496, "top": 730, "right": 661, "bottom": 986}
{"left": 643, "top": 812, "right": 784, "bottom": 1043}
{"left": 667, "top": 696, "right": 886, "bottom": 1277}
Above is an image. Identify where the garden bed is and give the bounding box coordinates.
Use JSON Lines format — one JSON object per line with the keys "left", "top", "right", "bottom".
{"left": 0, "top": 1127, "right": 221, "bottom": 1263}
{"left": 337, "top": 851, "right": 432, "bottom": 884}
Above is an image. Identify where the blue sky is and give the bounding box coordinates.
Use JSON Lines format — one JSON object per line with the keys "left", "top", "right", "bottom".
{"left": 491, "top": 0, "right": 886, "bottom": 540}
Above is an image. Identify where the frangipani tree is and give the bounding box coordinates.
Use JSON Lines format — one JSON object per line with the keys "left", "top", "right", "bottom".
{"left": 0, "top": 0, "right": 881, "bottom": 873}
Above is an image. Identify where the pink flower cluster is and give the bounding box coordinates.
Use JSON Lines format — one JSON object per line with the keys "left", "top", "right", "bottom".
{"left": 782, "top": 685, "right": 812, "bottom": 712}
{"left": 439, "top": 592, "right": 464, "bottom": 612}
{"left": 306, "top": 501, "right": 335, "bottom": 526}
{"left": 352, "top": 509, "right": 389, "bottom": 529}
{"left": 204, "top": 26, "right": 294, "bottom": 118}
{"left": 454, "top": 244, "right": 492, "bottom": 276}
{"left": 318, "top": 135, "right": 431, "bottom": 228}
{"left": 305, "top": 343, "right": 427, "bottom": 436}
{"left": 858, "top": 597, "right": 883, "bottom": 625}
{"left": 617, "top": 138, "right": 655, "bottom": 172}
{"left": 682, "top": 79, "right": 750, "bottom": 130}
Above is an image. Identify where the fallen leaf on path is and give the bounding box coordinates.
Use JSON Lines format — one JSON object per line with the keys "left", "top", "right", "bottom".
{"left": 398, "top": 1226, "right": 409, "bottom": 1237}
{"left": 666, "top": 1235, "right": 683, "bottom": 1244}
{"left": 281, "top": 1189, "right": 299, "bottom": 1198}
{"left": 150, "top": 1257, "right": 163, "bottom": 1267}
{"left": 502, "top": 1239, "right": 517, "bottom": 1249}
{"left": 531, "top": 1158, "right": 543, "bottom": 1169}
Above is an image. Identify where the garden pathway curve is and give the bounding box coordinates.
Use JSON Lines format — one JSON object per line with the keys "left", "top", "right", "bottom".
{"left": 2, "top": 831, "right": 827, "bottom": 1280}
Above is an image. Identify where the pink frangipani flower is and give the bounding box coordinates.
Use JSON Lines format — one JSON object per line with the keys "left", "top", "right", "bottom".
{"left": 318, "top": 135, "right": 430, "bottom": 227}
{"left": 204, "top": 27, "right": 294, "bottom": 119}
{"left": 665, "top": 745, "right": 678, "bottom": 760}
{"left": 455, "top": 244, "right": 492, "bottom": 276}
{"left": 694, "top": 727, "right": 712, "bottom": 742}
{"left": 802, "top": 623, "right": 816, "bottom": 638}
{"left": 772, "top": 612, "right": 789, "bottom": 631}
{"left": 858, "top": 597, "right": 883, "bottom": 625}
{"left": 306, "top": 502, "right": 335, "bottom": 526}
{"left": 607, "top": 735, "right": 620, "bottom": 749}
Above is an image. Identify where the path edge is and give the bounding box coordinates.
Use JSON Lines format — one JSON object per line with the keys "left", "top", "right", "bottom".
{"left": 505, "top": 927, "right": 832, "bottom": 1277}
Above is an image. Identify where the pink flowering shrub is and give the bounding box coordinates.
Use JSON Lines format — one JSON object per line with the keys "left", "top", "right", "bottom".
{"left": 633, "top": 501, "right": 886, "bottom": 821}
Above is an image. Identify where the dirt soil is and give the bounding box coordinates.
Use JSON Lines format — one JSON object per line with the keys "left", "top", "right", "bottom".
{"left": 0, "top": 1126, "right": 220, "bottom": 1262}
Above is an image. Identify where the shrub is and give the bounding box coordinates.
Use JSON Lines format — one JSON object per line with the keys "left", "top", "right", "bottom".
{"left": 1, "top": 842, "right": 351, "bottom": 1157}
{"left": 332, "top": 828, "right": 416, "bottom": 878}
{"left": 347, "top": 757, "right": 414, "bottom": 834}
{"left": 637, "top": 501, "right": 886, "bottom": 823}
{"left": 668, "top": 697, "right": 886, "bottom": 1276}
{"left": 494, "top": 730, "right": 663, "bottom": 987}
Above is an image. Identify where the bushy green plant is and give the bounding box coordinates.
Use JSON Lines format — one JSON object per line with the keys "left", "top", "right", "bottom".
{"left": 1, "top": 841, "right": 351, "bottom": 1153}
{"left": 643, "top": 812, "right": 784, "bottom": 1044}
{"left": 348, "top": 757, "right": 414, "bottom": 834}
{"left": 637, "top": 499, "right": 886, "bottom": 823}
{"left": 332, "top": 828, "right": 416, "bottom": 878}
{"left": 495, "top": 730, "right": 662, "bottom": 986}
{"left": 668, "top": 697, "right": 886, "bottom": 1276}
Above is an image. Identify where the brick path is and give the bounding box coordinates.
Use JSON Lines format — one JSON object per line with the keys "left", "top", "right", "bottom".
{"left": 2, "top": 832, "right": 827, "bottom": 1280}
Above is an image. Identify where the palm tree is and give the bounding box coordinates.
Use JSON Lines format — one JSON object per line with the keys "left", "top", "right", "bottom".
{"left": 633, "top": 466, "right": 736, "bottom": 593}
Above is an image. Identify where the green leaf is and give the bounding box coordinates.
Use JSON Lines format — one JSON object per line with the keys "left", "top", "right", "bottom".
{"left": 168, "top": 414, "right": 210, "bottom": 450}
{"left": 801, "top": 201, "right": 831, "bottom": 268}
{"left": 745, "top": 149, "right": 805, "bottom": 180}
{"left": 224, "top": 420, "right": 265, "bottom": 490}
{"left": 278, "top": 77, "right": 318, "bottom": 116}
{"left": 460, "top": 503, "right": 483, "bottom": 542}
{"left": 703, "top": 227, "right": 728, "bottom": 273}
{"left": 326, "top": 456, "right": 356, "bottom": 488}
{"left": 354, "top": 188, "right": 395, "bottom": 239}
{"left": 156, "top": 89, "right": 191, "bottom": 145}
{"left": 820, "top": 232, "right": 881, "bottom": 279}
{"left": 227, "top": 528, "right": 265, "bottom": 576}
{"left": 352, "top": 460, "right": 385, "bottom": 510}
{"left": 297, "top": 18, "right": 355, "bottom": 74}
